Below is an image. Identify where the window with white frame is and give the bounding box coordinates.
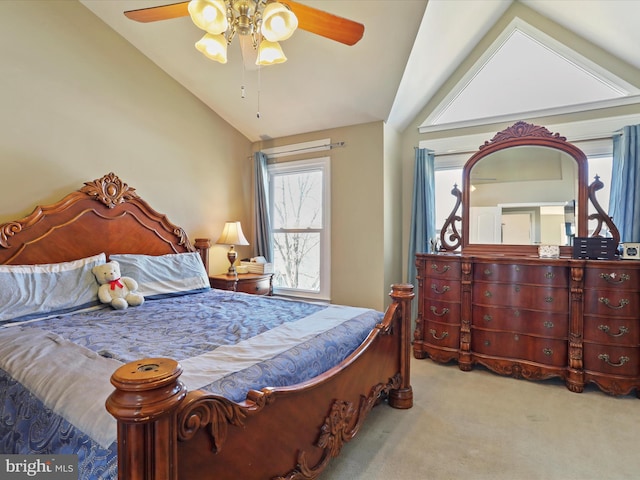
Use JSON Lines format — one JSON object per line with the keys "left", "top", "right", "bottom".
{"left": 268, "top": 157, "right": 330, "bottom": 300}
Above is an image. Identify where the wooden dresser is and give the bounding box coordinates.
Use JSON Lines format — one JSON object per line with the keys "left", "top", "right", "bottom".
{"left": 414, "top": 253, "right": 640, "bottom": 396}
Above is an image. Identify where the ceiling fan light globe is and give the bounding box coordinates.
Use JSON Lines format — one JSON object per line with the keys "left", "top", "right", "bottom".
{"left": 188, "top": 0, "right": 228, "bottom": 34}
{"left": 260, "top": 2, "right": 297, "bottom": 42}
{"left": 195, "top": 33, "right": 228, "bottom": 63}
{"left": 256, "top": 39, "right": 287, "bottom": 66}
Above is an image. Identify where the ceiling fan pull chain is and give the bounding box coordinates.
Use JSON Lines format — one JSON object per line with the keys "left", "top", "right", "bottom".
{"left": 239, "top": 34, "right": 247, "bottom": 99}
{"left": 256, "top": 64, "right": 261, "bottom": 119}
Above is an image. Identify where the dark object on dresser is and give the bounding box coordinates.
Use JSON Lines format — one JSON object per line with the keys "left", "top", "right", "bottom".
{"left": 573, "top": 237, "right": 618, "bottom": 260}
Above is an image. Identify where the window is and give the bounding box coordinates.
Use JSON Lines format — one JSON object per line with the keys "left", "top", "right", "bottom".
{"left": 268, "top": 157, "right": 330, "bottom": 300}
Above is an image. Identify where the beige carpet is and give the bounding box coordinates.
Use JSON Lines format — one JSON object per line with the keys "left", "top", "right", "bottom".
{"left": 322, "top": 358, "right": 639, "bottom": 480}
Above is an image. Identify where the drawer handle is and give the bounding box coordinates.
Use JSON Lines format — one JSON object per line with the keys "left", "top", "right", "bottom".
{"left": 513, "top": 309, "right": 520, "bottom": 317}
{"left": 430, "top": 264, "right": 450, "bottom": 274}
{"left": 598, "top": 297, "right": 630, "bottom": 310}
{"left": 598, "top": 325, "right": 629, "bottom": 337}
{"left": 544, "top": 296, "right": 553, "bottom": 303}
{"left": 484, "top": 290, "right": 492, "bottom": 298}
{"left": 514, "top": 284, "right": 521, "bottom": 292}
{"left": 545, "top": 271, "right": 555, "bottom": 279}
{"left": 543, "top": 321, "right": 554, "bottom": 329}
{"left": 543, "top": 348, "right": 553, "bottom": 356}
{"left": 597, "top": 354, "right": 630, "bottom": 368}
{"left": 483, "top": 269, "right": 493, "bottom": 276}
{"left": 430, "top": 306, "right": 450, "bottom": 317}
{"left": 484, "top": 340, "right": 491, "bottom": 347}
{"left": 600, "top": 272, "right": 630, "bottom": 285}
{"left": 483, "top": 314, "right": 492, "bottom": 322}
{"left": 428, "top": 328, "right": 449, "bottom": 340}
{"left": 431, "top": 284, "right": 450, "bottom": 295}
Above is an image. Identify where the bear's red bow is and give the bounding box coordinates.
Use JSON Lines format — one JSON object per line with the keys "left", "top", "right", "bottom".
{"left": 109, "top": 279, "right": 124, "bottom": 290}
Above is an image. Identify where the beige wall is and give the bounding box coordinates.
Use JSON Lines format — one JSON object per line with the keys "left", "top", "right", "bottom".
{"left": 254, "top": 121, "right": 400, "bottom": 311}
{"left": 0, "top": 1, "right": 403, "bottom": 311}
{"left": 382, "top": 124, "right": 404, "bottom": 307}
{"left": 0, "top": 1, "right": 253, "bottom": 276}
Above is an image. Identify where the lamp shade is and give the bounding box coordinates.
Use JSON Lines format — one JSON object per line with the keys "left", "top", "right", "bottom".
{"left": 256, "top": 39, "right": 287, "bottom": 66}
{"left": 260, "top": 2, "right": 298, "bottom": 42}
{"left": 195, "top": 33, "right": 228, "bottom": 63}
{"left": 217, "top": 221, "right": 250, "bottom": 246}
{"left": 188, "top": 0, "right": 228, "bottom": 34}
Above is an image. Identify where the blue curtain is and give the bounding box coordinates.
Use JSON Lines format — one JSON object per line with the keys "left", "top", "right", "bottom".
{"left": 407, "top": 148, "right": 436, "bottom": 288}
{"left": 610, "top": 125, "right": 640, "bottom": 242}
{"left": 254, "top": 151, "right": 274, "bottom": 261}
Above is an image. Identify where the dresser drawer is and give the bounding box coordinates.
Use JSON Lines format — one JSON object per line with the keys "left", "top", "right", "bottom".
{"left": 583, "top": 289, "right": 639, "bottom": 318}
{"left": 473, "top": 305, "right": 568, "bottom": 338}
{"left": 583, "top": 315, "right": 639, "bottom": 345}
{"left": 235, "top": 276, "right": 272, "bottom": 295}
{"left": 416, "top": 253, "right": 462, "bottom": 280}
{"left": 474, "top": 262, "right": 568, "bottom": 286}
{"left": 423, "top": 299, "right": 460, "bottom": 325}
{"left": 423, "top": 319, "right": 460, "bottom": 349}
{"left": 471, "top": 329, "right": 567, "bottom": 366}
{"left": 583, "top": 344, "right": 639, "bottom": 376}
{"left": 585, "top": 265, "right": 640, "bottom": 292}
{"left": 424, "top": 258, "right": 462, "bottom": 280}
{"left": 473, "top": 283, "right": 569, "bottom": 312}
{"left": 424, "top": 277, "right": 461, "bottom": 302}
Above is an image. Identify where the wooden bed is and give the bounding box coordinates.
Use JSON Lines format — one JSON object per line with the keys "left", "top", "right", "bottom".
{"left": 0, "top": 172, "right": 414, "bottom": 480}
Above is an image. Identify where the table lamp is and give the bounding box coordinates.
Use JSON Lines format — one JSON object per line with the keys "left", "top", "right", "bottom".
{"left": 216, "top": 221, "right": 249, "bottom": 275}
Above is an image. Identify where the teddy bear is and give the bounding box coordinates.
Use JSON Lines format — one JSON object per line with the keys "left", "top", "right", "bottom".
{"left": 92, "top": 261, "right": 145, "bottom": 310}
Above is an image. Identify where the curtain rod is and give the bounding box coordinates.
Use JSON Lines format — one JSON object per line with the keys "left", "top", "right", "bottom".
{"left": 266, "top": 141, "right": 345, "bottom": 161}
{"left": 250, "top": 141, "right": 346, "bottom": 160}
{"left": 273, "top": 141, "right": 345, "bottom": 156}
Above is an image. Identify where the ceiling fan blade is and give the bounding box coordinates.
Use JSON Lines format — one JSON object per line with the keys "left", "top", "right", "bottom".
{"left": 123, "top": 1, "right": 365, "bottom": 46}
{"left": 281, "top": 0, "right": 364, "bottom": 46}
{"left": 124, "top": 2, "right": 189, "bottom": 23}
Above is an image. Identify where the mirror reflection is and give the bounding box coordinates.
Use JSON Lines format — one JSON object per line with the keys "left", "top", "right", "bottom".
{"left": 468, "top": 146, "right": 578, "bottom": 246}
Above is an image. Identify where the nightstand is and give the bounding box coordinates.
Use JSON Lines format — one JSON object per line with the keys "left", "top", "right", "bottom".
{"left": 209, "top": 273, "right": 273, "bottom": 296}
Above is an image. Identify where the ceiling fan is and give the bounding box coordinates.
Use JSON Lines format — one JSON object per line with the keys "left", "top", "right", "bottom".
{"left": 124, "top": 0, "right": 365, "bottom": 65}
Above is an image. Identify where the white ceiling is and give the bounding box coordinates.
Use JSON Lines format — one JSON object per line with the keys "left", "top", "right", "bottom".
{"left": 80, "top": 0, "right": 640, "bottom": 143}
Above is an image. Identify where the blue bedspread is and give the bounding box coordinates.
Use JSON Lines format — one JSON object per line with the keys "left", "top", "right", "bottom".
{"left": 0, "top": 289, "right": 382, "bottom": 480}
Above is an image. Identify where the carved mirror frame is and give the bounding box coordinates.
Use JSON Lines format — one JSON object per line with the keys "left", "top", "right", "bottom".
{"left": 439, "top": 121, "right": 619, "bottom": 257}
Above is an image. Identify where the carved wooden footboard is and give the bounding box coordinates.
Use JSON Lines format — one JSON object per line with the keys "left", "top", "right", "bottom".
{"left": 106, "top": 283, "right": 414, "bottom": 480}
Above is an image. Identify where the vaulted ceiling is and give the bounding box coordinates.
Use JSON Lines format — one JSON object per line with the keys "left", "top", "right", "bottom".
{"left": 80, "top": 1, "right": 640, "bottom": 143}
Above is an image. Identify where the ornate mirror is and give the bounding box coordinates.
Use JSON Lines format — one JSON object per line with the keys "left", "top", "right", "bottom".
{"left": 439, "top": 121, "right": 618, "bottom": 256}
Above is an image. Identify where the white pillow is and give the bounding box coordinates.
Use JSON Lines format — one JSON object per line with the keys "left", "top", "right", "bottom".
{"left": 0, "top": 253, "right": 107, "bottom": 325}
{"left": 109, "top": 252, "right": 210, "bottom": 300}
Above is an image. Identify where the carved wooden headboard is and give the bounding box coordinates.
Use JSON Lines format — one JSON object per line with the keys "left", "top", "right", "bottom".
{"left": 0, "top": 172, "right": 210, "bottom": 269}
